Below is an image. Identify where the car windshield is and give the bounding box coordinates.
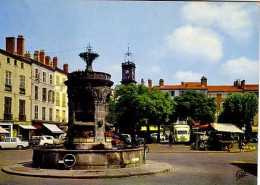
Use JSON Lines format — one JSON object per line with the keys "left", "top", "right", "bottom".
{"left": 177, "top": 131, "right": 187, "bottom": 135}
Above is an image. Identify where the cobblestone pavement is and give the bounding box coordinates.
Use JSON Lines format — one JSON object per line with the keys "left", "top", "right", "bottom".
{"left": 0, "top": 143, "right": 257, "bottom": 185}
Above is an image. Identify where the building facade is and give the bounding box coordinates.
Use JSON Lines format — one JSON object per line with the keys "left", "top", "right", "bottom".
{"left": 149, "top": 77, "right": 258, "bottom": 125}
{"left": 0, "top": 36, "right": 32, "bottom": 138}
{"left": 0, "top": 35, "right": 69, "bottom": 139}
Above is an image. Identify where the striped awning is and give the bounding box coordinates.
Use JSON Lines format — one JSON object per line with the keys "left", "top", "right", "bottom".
{"left": 0, "top": 127, "right": 9, "bottom": 134}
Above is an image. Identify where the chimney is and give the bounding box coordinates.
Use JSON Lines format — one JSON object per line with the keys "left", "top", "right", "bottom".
{"left": 17, "top": 35, "right": 24, "bottom": 56}
{"left": 39, "top": 50, "right": 45, "bottom": 64}
{"left": 45, "top": 56, "right": 51, "bottom": 66}
{"left": 148, "top": 79, "right": 152, "bottom": 88}
{"left": 201, "top": 76, "right": 207, "bottom": 87}
{"left": 63, "top": 63, "right": 68, "bottom": 73}
{"left": 6, "top": 37, "right": 15, "bottom": 54}
{"left": 25, "top": 51, "right": 31, "bottom": 59}
{"left": 53, "top": 57, "right": 58, "bottom": 68}
{"left": 241, "top": 80, "right": 245, "bottom": 88}
{"left": 159, "top": 79, "right": 164, "bottom": 87}
{"left": 33, "top": 51, "right": 40, "bottom": 61}
{"left": 141, "top": 78, "right": 145, "bottom": 85}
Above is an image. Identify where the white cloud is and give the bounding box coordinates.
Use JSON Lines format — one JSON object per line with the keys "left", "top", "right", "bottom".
{"left": 166, "top": 25, "right": 223, "bottom": 63}
{"left": 182, "top": 3, "right": 253, "bottom": 40}
{"left": 221, "top": 57, "right": 258, "bottom": 82}
{"left": 174, "top": 70, "right": 203, "bottom": 82}
{"left": 109, "top": 64, "right": 121, "bottom": 72}
{"left": 145, "top": 65, "right": 161, "bottom": 74}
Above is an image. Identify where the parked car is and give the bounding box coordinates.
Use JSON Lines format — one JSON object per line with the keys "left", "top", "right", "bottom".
{"left": 121, "top": 134, "right": 132, "bottom": 144}
{"left": 0, "top": 137, "right": 29, "bottom": 150}
{"left": 112, "top": 138, "right": 124, "bottom": 145}
{"left": 135, "top": 135, "right": 145, "bottom": 144}
{"left": 32, "top": 135, "right": 59, "bottom": 147}
{"left": 150, "top": 133, "right": 166, "bottom": 142}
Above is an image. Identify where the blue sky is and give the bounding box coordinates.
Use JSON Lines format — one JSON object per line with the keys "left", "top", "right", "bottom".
{"left": 0, "top": 1, "right": 259, "bottom": 87}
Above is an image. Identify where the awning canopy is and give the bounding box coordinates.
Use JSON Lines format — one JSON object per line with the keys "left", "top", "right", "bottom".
{"left": 0, "top": 127, "right": 9, "bottom": 134}
{"left": 19, "top": 125, "right": 37, "bottom": 130}
{"left": 210, "top": 123, "right": 244, "bottom": 134}
{"left": 43, "top": 123, "right": 64, "bottom": 134}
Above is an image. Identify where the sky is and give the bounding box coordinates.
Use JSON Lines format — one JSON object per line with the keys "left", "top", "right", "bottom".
{"left": 0, "top": 1, "right": 259, "bottom": 87}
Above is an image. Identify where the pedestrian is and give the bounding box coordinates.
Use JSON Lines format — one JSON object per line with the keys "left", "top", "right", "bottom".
{"left": 169, "top": 132, "right": 173, "bottom": 147}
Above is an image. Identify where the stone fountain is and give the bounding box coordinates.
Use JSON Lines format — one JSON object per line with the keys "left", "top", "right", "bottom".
{"left": 32, "top": 45, "right": 144, "bottom": 169}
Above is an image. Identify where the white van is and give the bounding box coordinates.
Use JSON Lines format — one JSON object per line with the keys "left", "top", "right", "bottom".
{"left": 173, "top": 125, "right": 190, "bottom": 143}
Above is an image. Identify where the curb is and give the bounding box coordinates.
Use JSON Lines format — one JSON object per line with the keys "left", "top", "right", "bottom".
{"left": 2, "top": 160, "right": 172, "bottom": 179}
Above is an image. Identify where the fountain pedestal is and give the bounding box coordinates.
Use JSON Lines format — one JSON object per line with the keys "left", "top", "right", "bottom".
{"left": 32, "top": 45, "right": 144, "bottom": 170}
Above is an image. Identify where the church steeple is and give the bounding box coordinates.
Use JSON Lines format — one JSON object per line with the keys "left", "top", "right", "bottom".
{"left": 121, "top": 46, "right": 136, "bottom": 85}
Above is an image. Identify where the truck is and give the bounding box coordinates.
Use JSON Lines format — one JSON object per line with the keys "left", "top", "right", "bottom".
{"left": 0, "top": 137, "right": 29, "bottom": 150}
{"left": 173, "top": 125, "right": 190, "bottom": 143}
{"left": 32, "top": 135, "right": 60, "bottom": 147}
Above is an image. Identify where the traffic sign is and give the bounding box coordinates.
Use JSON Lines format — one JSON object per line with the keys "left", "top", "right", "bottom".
{"left": 63, "top": 154, "right": 76, "bottom": 168}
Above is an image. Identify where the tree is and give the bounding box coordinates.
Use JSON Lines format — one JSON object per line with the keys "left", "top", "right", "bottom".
{"left": 218, "top": 92, "right": 258, "bottom": 141}
{"left": 174, "top": 90, "right": 216, "bottom": 124}
{"left": 109, "top": 83, "right": 176, "bottom": 143}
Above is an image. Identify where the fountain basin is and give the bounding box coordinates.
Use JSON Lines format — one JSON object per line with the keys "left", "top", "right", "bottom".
{"left": 33, "top": 147, "right": 144, "bottom": 170}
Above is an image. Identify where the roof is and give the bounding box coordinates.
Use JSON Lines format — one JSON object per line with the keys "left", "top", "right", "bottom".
{"left": 207, "top": 86, "right": 244, "bottom": 92}
{"left": 158, "top": 82, "right": 207, "bottom": 90}
{"left": 243, "top": 85, "right": 259, "bottom": 91}
{"left": 0, "top": 49, "right": 31, "bottom": 64}
{"left": 210, "top": 123, "right": 244, "bottom": 133}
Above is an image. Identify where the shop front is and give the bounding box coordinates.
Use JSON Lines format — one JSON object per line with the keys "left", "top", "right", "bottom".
{"left": 14, "top": 121, "right": 36, "bottom": 140}
{"left": 0, "top": 122, "right": 13, "bottom": 138}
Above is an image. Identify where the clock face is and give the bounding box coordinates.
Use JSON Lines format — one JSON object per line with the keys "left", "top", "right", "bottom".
{"left": 125, "top": 69, "right": 129, "bottom": 74}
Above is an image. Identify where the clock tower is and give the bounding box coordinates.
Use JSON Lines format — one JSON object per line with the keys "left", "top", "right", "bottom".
{"left": 121, "top": 47, "right": 137, "bottom": 85}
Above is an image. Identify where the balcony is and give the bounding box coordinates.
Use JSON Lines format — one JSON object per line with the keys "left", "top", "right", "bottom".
{"left": 4, "top": 113, "right": 13, "bottom": 120}
{"left": 19, "top": 114, "right": 26, "bottom": 121}
{"left": 5, "top": 84, "right": 12, "bottom": 92}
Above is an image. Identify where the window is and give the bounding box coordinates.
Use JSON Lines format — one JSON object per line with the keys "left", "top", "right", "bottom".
{"left": 49, "top": 74, "right": 53, "bottom": 85}
{"left": 62, "top": 110, "right": 66, "bottom": 122}
{"left": 5, "top": 71, "right": 11, "bottom": 85}
{"left": 210, "top": 93, "right": 216, "bottom": 97}
{"left": 14, "top": 60, "right": 17, "bottom": 66}
{"left": 34, "top": 105, "right": 38, "bottom": 119}
{"left": 62, "top": 93, "right": 66, "bottom": 107}
{"left": 7, "top": 57, "right": 10, "bottom": 64}
{"left": 19, "top": 75, "right": 26, "bottom": 94}
{"left": 35, "top": 68, "right": 40, "bottom": 82}
{"left": 49, "top": 108, "right": 53, "bottom": 121}
{"left": 56, "top": 92, "right": 60, "bottom": 106}
{"left": 35, "top": 86, "right": 38, "bottom": 100}
{"left": 5, "top": 71, "right": 12, "bottom": 91}
{"left": 42, "top": 107, "right": 46, "bottom": 120}
{"left": 56, "top": 109, "right": 60, "bottom": 122}
{"left": 222, "top": 93, "right": 228, "bottom": 98}
{"left": 19, "top": 100, "right": 26, "bottom": 121}
{"left": 42, "top": 88, "right": 47, "bottom": 101}
{"left": 4, "top": 97, "right": 12, "bottom": 120}
{"left": 21, "top": 62, "right": 24, "bottom": 69}
{"left": 42, "top": 71, "right": 46, "bottom": 82}
{"left": 171, "top": 91, "right": 175, "bottom": 97}
{"left": 56, "top": 75, "right": 60, "bottom": 85}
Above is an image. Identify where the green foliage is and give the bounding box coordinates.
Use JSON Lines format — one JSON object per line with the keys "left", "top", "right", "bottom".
{"left": 109, "top": 83, "right": 176, "bottom": 141}
{"left": 218, "top": 93, "right": 258, "bottom": 138}
{"left": 174, "top": 90, "right": 216, "bottom": 124}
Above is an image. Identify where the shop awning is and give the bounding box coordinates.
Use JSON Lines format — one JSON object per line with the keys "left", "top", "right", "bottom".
{"left": 0, "top": 127, "right": 9, "bottom": 134}
{"left": 19, "top": 125, "right": 37, "bottom": 130}
{"left": 43, "top": 123, "right": 64, "bottom": 134}
{"left": 211, "top": 123, "right": 244, "bottom": 133}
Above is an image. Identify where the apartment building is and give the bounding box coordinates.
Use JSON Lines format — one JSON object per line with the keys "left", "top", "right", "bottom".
{"left": 0, "top": 36, "right": 32, "bottom": 138}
